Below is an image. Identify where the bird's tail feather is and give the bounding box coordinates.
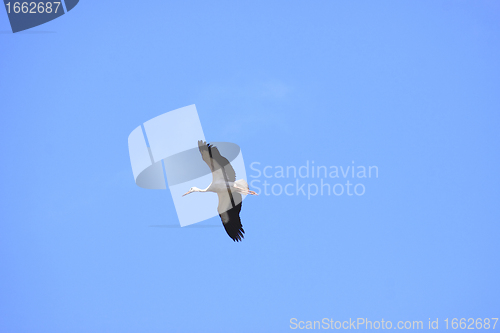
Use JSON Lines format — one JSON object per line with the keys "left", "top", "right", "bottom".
{"left": 234, "top": 179, "right": 249, "bottom": 189}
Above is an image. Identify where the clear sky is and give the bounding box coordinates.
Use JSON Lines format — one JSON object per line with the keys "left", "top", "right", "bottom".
{"left": 1, "top": 1, "right": 499, "bottom": 332}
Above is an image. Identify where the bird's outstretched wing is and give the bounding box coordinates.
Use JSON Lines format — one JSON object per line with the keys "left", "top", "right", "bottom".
{"left": 217, "top": 191, "right": 244, "bottom": 242}
{"left": 198, "top": 140, "right": 236, "bottom": 182}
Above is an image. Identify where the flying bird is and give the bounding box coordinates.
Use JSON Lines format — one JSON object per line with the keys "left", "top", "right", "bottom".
{"left": 182, "top": 141, "right": 257, "bottom": 241}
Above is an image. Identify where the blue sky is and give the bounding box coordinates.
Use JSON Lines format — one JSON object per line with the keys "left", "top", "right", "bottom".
{"left": 1, "top": 1, "right": 499, "bottom": 332}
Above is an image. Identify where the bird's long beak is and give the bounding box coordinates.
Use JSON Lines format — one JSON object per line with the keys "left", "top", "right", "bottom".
{"left": 182, "top": 190, "right": 192, "bottom": 197}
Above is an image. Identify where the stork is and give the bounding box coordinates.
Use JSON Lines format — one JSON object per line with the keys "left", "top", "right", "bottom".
{"left": 182, "top": 140, "right": 257, "bottom": 241}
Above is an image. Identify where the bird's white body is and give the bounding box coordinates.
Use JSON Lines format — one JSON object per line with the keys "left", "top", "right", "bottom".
{"left": 186, "top": 179, "right": 254, "bottom": 196}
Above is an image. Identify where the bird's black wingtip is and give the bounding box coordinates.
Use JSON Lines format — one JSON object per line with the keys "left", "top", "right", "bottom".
{"left": 232, "top": 233, "right": 245, "bottom": 242}
{"left": 224, "top": 224, "right": 245, "bottom": 242}
{"left": 198, "top": 140, "right": 214, "bottom": 150}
